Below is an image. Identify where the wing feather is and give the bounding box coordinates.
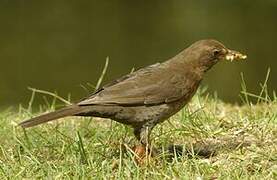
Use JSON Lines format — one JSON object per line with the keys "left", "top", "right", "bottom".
{"left": 78, "top": 63, "right": 197, "bottom": 106}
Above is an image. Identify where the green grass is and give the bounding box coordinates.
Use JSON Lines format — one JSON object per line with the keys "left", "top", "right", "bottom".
{"left": 0, "top": 87, "right": 276, "bottom": 179}
{"left": 0, "top": 66, "right": 276, "bottom": 179}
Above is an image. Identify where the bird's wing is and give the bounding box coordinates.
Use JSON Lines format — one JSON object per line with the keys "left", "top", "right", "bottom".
{"left": 78, "top": 63, "right": 198, "bottom": 106}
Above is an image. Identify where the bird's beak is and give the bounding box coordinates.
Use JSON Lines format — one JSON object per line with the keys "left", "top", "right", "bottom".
{"left": 225, "top": 49, "right": 247, "bottom": 61}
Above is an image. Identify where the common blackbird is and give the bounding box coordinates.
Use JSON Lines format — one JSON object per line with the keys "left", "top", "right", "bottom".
{"left": 19, "top": 39, "right": 246, "bottom": 146}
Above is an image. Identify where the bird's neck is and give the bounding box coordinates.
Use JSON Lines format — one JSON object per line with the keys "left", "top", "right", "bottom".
{"left": 167, "top": 57, "right": 206, "bottom": 79}
{"left": 169, "top": 50, "right": 216, "bottom": 77}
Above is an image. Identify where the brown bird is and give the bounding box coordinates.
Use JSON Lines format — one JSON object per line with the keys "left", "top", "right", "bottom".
{"left": 19, "top": 39, "right": 246, "bottom": 147}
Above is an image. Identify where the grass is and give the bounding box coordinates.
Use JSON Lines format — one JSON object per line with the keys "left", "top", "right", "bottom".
{"left": 0, "top": 69, "right": 276, "bottom": 179}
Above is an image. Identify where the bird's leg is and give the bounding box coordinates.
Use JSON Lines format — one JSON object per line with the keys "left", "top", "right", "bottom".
{"left": 134, "top": 126, "right": 152, "bottom": 146}
{"left": 132, "top": 126, "right": 157, "bottom": 164}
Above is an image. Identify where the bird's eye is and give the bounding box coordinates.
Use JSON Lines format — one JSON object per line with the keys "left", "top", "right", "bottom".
{"left": 213, "top": 49, "right": 221, "bottom": 57}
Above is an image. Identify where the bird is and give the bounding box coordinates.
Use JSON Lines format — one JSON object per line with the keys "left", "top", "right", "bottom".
{"left": 19, "top": 39, "right": 246, "bottom": 149}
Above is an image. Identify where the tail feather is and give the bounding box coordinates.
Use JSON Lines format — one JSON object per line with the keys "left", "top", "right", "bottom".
{"left": 19, "top": 105, "right": 83, "bottom": 128}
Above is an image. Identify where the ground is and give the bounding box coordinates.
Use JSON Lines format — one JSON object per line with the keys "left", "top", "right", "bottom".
{"left": 0, "top": 89, "right": 276, "bottom": 179}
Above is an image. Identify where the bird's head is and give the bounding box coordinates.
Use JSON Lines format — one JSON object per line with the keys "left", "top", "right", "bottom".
{"left": 184, "top": 39, "right": 247, "bottom": 72}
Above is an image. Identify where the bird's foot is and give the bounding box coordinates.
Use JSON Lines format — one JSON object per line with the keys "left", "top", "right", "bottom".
{"left": 132, "top": 144, "right": 157, "bottom": 165}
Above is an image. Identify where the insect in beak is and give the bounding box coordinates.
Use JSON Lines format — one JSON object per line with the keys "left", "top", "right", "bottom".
{"left": 225, "top": 49, "right": 247, "bottom": 61}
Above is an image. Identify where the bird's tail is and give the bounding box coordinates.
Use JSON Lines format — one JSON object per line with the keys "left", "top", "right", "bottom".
{"left": 19, "top": 105, "right": 83, "bottom": 128}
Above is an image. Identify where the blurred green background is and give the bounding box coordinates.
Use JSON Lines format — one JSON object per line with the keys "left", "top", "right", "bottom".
{"left": 0, "top": 0, "right": 276, "bottom": 108}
